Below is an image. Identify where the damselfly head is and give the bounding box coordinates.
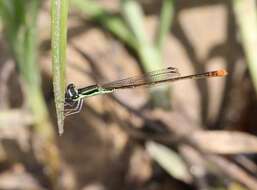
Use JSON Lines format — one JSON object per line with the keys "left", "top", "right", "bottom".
{"left": 65, "top": 83, "right": 79, "bottom": 101}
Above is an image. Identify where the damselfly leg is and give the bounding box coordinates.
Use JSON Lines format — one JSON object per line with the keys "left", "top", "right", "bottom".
{"left": 64, "top": 99, "right": 84, "bottom": 117}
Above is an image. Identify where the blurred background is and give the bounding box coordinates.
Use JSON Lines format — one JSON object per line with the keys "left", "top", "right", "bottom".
{"left": 0, "top": 0, "right": 257, "bottom": 189}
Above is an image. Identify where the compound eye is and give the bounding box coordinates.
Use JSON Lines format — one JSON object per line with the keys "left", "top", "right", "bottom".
{"left": 67, "top": 83, "right": 75, "bottom": 90}
{"left": 65, "top": 83, "right": 78, "bottom": 99}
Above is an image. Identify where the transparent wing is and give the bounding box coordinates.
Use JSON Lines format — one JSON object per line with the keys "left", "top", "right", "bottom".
{"left": 100, "top": 67, "right": 180, "bottom": 90}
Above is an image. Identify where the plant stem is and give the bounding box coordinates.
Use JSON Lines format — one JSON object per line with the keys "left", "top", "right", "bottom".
{"left": 51, "top": 0, "right": 69, "bottom": 135}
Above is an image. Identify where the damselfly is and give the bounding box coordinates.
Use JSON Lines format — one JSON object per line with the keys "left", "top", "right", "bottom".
{"left": 64, "top": 67, "right": 227, "bottom": 116}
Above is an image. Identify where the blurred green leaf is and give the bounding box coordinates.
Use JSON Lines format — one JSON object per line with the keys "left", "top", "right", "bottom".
{"left": 121, "top": 0, "right": 174, "bottom": 108}
{"left": 155, "top": 0, "right": 175, "bottom": 53}
{"left": 121, "top": 0, "right": 148, "bottom": 45}
{"left": 72, "top": 0, "right": 138, "bottom": 50}
{"left": 51, "top": 0, "right": 69, "bottom": 135}
{"left": 121, "top": 0, "right": 161, "bottom": 72}
{"left": 0, "top": 0, "right": 52, "bottom": 136}
{"left": 233, "top": 0, "right": 257, "bottom": 95}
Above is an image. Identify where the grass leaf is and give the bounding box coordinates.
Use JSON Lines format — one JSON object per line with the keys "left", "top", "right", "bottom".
{"left": 51, "top": 0, "right": 69, "bottom": 135}
{"left": 233, "top": 0, "right": 257, "bottom": 95}
{"left": 72, "top": 0, "right": 138, "bottom": 50}
{"left": 121, "top": 0, "right": 148, "bottom": 45}
{"left": 155, "top": 0, "right": 175, "bottom": 52}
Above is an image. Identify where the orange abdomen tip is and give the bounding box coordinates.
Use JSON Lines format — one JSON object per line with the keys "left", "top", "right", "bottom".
{"left": 216, "top": 69, "right": 228, "bottom": 77}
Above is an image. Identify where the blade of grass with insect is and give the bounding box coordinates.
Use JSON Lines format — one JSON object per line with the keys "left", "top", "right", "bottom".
{"left": 233, "top": 0, "right": 257, "bottom": 95}
{"left": 51, "top": 0, "right": 69, "bottom": 135}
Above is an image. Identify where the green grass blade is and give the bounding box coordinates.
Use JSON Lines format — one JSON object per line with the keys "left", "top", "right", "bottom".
{"left": 121, "top": 0, "right": 171, "bottom": 108}
{"left": 155, "top": 0, "right": 175, "bottom": 53}
{"left": 233, "top": 0, "right": 257, "bottom": 94}
{"left": 120, "top": 0, "right": 162, "bottom": 71}
{"left": 121, "top": 0, "right": 148, "bottom": 45}
{"left": 51, "top": 0, "right": 69, "bottom": 135}
{"left": 72, "top": 0, "right": 138, "bottom": 50}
